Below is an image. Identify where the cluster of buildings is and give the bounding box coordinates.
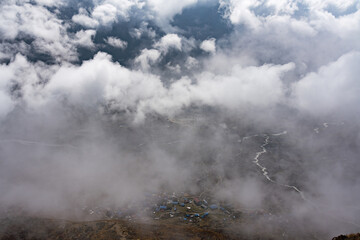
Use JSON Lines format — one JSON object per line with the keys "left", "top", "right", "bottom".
{"left": 82, "top": 192, "right": 243, "bottom": 224}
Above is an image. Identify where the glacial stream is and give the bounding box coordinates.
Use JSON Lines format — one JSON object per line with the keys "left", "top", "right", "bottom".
{"left": 247, "top": 128, "right": 360, "bottom": 228}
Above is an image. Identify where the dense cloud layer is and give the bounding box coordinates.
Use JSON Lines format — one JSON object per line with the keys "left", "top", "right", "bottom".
{"left": 0, "top": 0, "right": 360, "bottom": 238}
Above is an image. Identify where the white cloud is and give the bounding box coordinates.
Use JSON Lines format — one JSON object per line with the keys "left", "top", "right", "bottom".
{"left": 220, "top": 0, "right": 360, "bottom": 34}
{"left": 105, "top": 37, "right": 128, "bottom": 49}
{"left": 185, "top": 56, "right": 199, "bottom": 69}
{"left": 133, "top": 34, "right": 183, "bottom": 71}
{"left": 192, "top": 62, "right": 295, "bottom": 109}
{"left": 134, "top": 49, "right": 161, "bottom": 70}
{"left": 0, "top": 62, "right": 16, "bottom": 120}
{"left": 293, "top": 51, "right": 360, "bottom": 117}
{"left": 220, "top": 0, "right": 262, "bottom": 29}
{"left": 1, "top": 0, "right": 357, "bottom": 123}
{"left": 0, "top": 3, "right": 63, "bottom": 41}
{"left": 146, "top": 0, "right": 199, "bottom": 30}
{"left": 217, "top": 0, "right": 360, "bottom": 80}
{"left": 44, "top": 52, "right": 172, "bottom": 123}
{"left": 309, "top": 8, "right": 360, "bottom": 39}
{"left": 0, "top": 91, "right": 14, "bottom": 120}
{"left": 33, "top": 0, "right": 63, "bottom": 7}
{"left": 304, "top": 0, "right": 358, "bottom": 11}
{"left": 0, "top": 48, "right": 295, "bottom": 124}
{"left": 265, "top": 0, "right": 298, "bottom": 15}
{"left": 0, "top": 2, "right": 78, "bottom": 62}
{"left": 92, "top": 0, "right": 142, "bottom": 26}
{"left": 74, "top": 30, "right": 96, "bottom": 48}
{"left": 154, "top": 34, "right": 182, "bottom": 53}
{"left": 216, "top": 178, "right": 265, "bottom": 209}
{"left": 72, "top": 0, "right": 142, "bottom": 28}
{"left": 103, "top": 0, "right": 144, "bottom": 16}
{"left": 92, "top": 4, "right": 118, "bottom": 26}
{"left": 72, "top": 14, "right": 99, "bottom": 29}
{"left": 0, "top": 53, "right": 60, "bottom": 117}
{"left": 200, "top": 38, "right": 216, "bottom": 53}
{"left": 130, "top": 22, "right": 157, "bottom": 39}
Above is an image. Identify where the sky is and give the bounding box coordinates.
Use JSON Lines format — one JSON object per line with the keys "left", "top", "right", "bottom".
{"left": 0, "top": 0, "right": 360, "bottom": 238}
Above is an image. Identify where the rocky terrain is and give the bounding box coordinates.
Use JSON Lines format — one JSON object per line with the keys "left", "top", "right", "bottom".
{"left": 0, "top": 217, "right": 253, "bottom": 240}
{"left": 333, "top": 234, "right": 360, "bottom": 240}
{"left": 1, "top": 216, "right": 357, "bottom": 240}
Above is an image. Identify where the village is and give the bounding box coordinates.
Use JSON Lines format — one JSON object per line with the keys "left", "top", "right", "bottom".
{"left": 80, "top": 192, "right": 272, "bottom": 227}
